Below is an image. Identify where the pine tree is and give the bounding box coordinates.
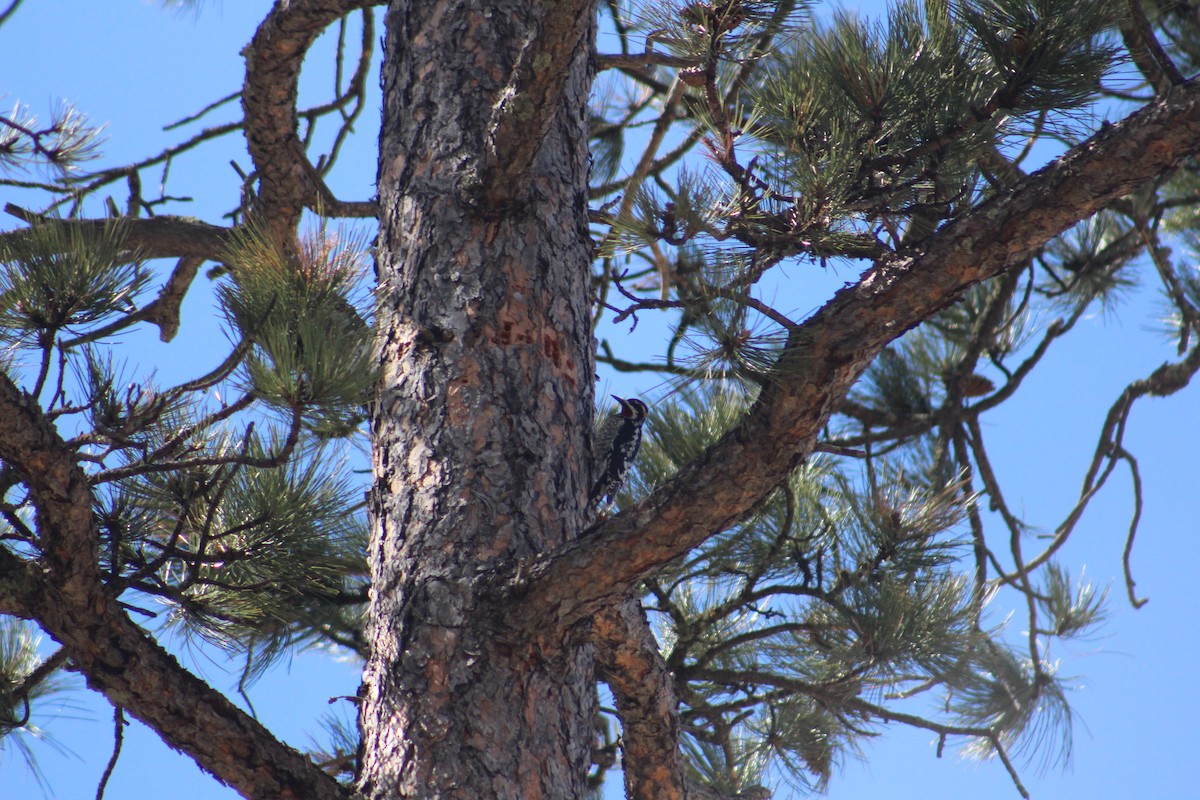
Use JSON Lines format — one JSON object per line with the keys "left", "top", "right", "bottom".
{"left": 2, "top": 1, "right": 1200, "bottom": 798}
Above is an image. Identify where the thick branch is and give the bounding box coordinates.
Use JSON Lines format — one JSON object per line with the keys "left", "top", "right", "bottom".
{"left": 2, "top": 206, "right": 234, "bottom": 261}
{"left": 1, "top": 211, "right": 234, "bottom": 343}
{"left": 0, "top": 372, "right": 347, "bottom": 800}
{"left": 242, "top": 0, "right": 381, "bottom": 236}
{"left": 0, "top": 545, "right": 38, "bottom": 618}
{"left": 513, "top": 79, "right": 1200, "bottom": 629}
{"left": 593, "top": 600, "right": 764, "bottom": 799}
{"left": 593, "top": 598, "right": 687, "bottom": 800}
{"left": 1120, "top": 0, "right": 1184, "bottom": 92}
{"left": 476, "top": 0, "right": 597, "bottom": 205}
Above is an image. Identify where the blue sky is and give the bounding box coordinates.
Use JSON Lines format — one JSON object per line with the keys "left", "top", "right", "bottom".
{"left": 3, "top": 2, "right": 1198, "bottom": 798}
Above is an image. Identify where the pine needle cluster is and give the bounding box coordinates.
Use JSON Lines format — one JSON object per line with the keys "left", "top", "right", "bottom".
{"left": 0, "top": 221, "right": 375, "bottom": 769}
{"left": 595, "top": 0, "right": 1125, "bottom": 389}
{"left": 610, "top": 383, "right": 1107, "bottom": 791}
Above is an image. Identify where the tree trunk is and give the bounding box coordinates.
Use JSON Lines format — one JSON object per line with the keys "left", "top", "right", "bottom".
{"left": 358, "top": 0, "right": 599, "bottom": 797}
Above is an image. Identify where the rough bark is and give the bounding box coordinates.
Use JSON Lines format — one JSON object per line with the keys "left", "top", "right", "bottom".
{"left": 358, "top": 0, "right": 599, "bottom": 797}
{"left": 593, "top": 598, "right": 688, "bottom": 800}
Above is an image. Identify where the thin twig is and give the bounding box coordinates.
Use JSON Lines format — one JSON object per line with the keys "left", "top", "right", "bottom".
{"left": 8, "top": 647, "right": 69, "bottom": 723}
{"left": 598, "top": 76, "right": 688, "bottom": 261}
{"left": 595, "top": 52, "right": 701, "bottom": 71}
{"left": 96, "top": 706, "right": 126, "bottom": 800}
{"left": 1003, "top": 342, "right": 1200, "bottom": 581}
{"left": 966, "top": 415, "right": 1045, "bottom": 676}
{"left": 164, "top": 91, "right": 241, "bottom": 131}
{"left": 0, "top": 0, "right": 24, "bottom": 27}
{"left": 1113, "top": 445, "right": 1149, "bottom": 609}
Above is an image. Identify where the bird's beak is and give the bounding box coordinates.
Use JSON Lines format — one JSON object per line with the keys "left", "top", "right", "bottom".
{"left": 611, "top": 395, "right": 630, "bottom": 415}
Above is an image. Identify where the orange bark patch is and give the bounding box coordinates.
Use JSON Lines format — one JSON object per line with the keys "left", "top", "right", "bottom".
{"left": 485, "top": 279, "right": 582, "bottom": 393}
{"left": 1144, "top": 138, "right": 1174, "bottom": 163}
{"left": 423, "top": 626, "right": 458, "bottom": 709}
{"left": 543, "top": 331, "right": 561, "bottom": 365}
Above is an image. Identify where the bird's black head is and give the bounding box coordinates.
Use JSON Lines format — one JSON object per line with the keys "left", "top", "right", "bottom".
{"left": 613, "top": 395, "right": 649, "bottom": 420}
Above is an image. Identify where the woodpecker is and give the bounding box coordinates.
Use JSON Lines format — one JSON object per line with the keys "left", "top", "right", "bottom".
{"left": 589, "top": 395, "right": 649, "bottom": 507}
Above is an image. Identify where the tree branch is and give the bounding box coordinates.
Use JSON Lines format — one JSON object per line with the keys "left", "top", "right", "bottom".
{"left": 2, "top": 204, "right": 234, "bottom": 261}
{"left": 476, "top": 0, "right": 597, "bottom": 205}
{"left": 0, "top": 545, "right": 38, "bottom": 618}
{"left": 1120, "top": 0, "right": 1184, "bottom": 93}
{"left": 592, "top": 597, "right": 687, "bottom": 800}
{"left": 998, "top": 338, "right": 1200, "bottom": 583}
{"left": 0, "top": 0, "right": 25, "bottom": 28}
{"left": 510, "top": 79, "right": 1200, "bottom": 630}
{"left": 595, "top": 52, "right": 700, "bottom": 71}
{"left": 241, "top": 0, "right": 381, "bottom": 237}
{"left": 0, "top": 211, "right": 235, "bottom": 343}
{"left": 0, "top": 371, "right": 348, "bottom": 800}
